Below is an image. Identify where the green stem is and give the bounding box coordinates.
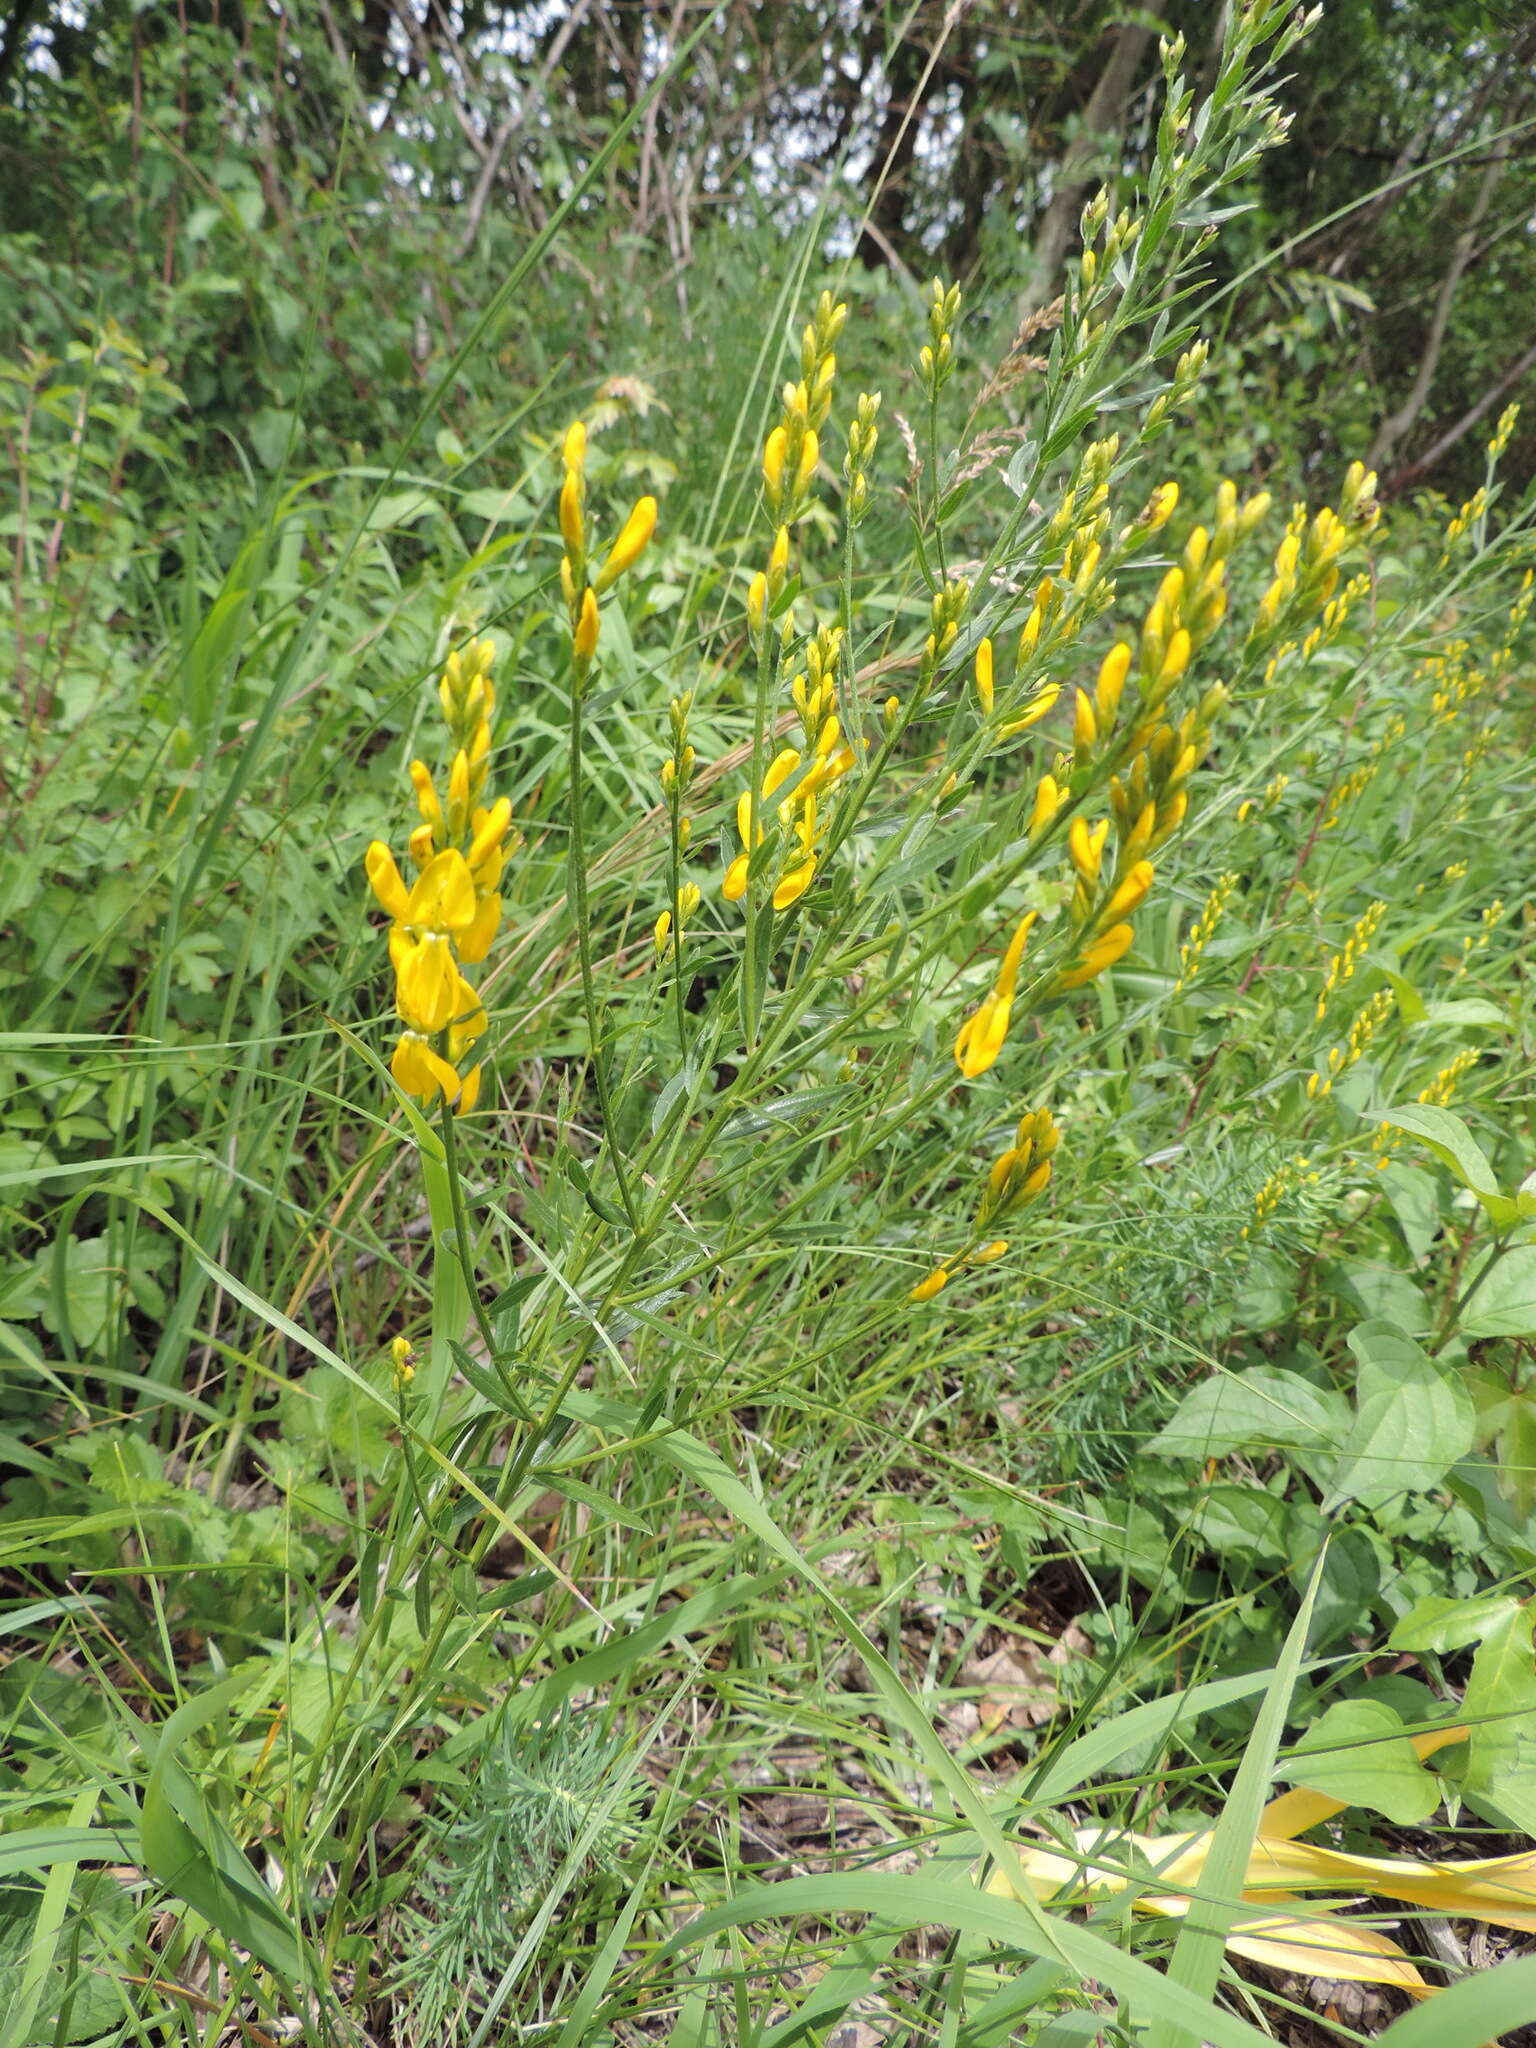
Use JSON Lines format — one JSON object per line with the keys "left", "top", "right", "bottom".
{"left": 567, "top": 652, "right": 642, "bottom": 1231}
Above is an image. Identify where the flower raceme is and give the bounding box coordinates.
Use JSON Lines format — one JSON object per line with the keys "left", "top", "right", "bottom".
{"left": 365, "top": 635, "right": 516, "bottom": 1111}
{"left": 557, "top": 416, "right": 657, "bottom": 662}
{"left": 909, "top": 1106, "right": 1059, "bottom": 1300}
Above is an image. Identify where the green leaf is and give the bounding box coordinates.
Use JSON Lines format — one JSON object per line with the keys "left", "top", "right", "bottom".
{"left": 139, "top": 1672, "right": 308, "bottom": 1982}
{"left": 1323, "top": 1320, "right": 1475, "bottom": 1512}
{"left": 1460, "top": 1599, "right": 1536, "bottom": 1833}
{"left": 1460, "top": 1245, "right": 1536, "bottom": 1338}
{"left": 1377, "top": 1104, "right": 1518, "bottom": 1228}
{"left": 1390, "top": 1592, "right": 1521, "bottom": 1655}
{"left": 1150, "top": 1551, "right": 1327, "bottom": 2048}
{"left": 1147, "top": 1367, "right": 1349, "bottom": 1459}
{"left": 1285, "top": 1699, "right": 1442, "bottom": 1824}
{"left": 1377, "top": 1959, "right": 1536, "bottom": 2048}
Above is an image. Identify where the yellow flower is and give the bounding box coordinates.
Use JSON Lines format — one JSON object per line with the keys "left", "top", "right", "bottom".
{"left": 391, "top": 1031, "right": 465, "bottom": 1104}
{"left": 909, "top": 1265, "right": 950, "bottom": 1302}
{"left": 595, "top": 495, "right": 657, "bottom": 591}
{"left": 1055, "top": 921, "right": 1134, "bottom": 990}
{"left": 574, "top": 586, "right": 600, "bottom": 659}
{"left": 954, "top": 912, "right": 1036, "bottom": 1078}
{"left": 975, "top": 637, "right": 994, "bottom": 716}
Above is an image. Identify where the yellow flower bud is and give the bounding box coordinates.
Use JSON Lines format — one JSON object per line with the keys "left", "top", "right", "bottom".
{"left": 558, "top": 469, "right": 584, "bottom": 558}
{"left": 1095, "top": 643, "right": 1130, "bottom": 726}
{"left": 973, "top": 1240, "right": 1009, "bottom": 1264}
{"left": 562, "top": 419, "right": 586, "bottom": 472}
{"left": 975, "top": 637, "right": 995, "bottom": 716}
{"left": 1158, "top": 627, "right": 1191, "bottom": 686}
{"left": 574, "top": 586, "right": 600, "bottom": 660}
{"left": 795, "top": 429, "right": 819, "bottom": 497}
{"left": 1073, "top": 689, "right": 1097, "bottom": 755}
{"left": 909, "top": 1266, "right": 950, "bottom": 1302}
{"left": 747, "top": 571, "right": 768, "bottom": 637}
{"left": 1029, "top": 773, "right": 1061, "bottom": 838}
{"left": 1102, "top": 859, "right": 1154, "bottom": 923}
{"left": 595, "top": 495, "right": 657, "bottom": 592}
{"left": 763, "top": 426, "right": 788, "bottom": 500}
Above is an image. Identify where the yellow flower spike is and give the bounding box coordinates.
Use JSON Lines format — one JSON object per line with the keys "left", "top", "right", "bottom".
{"left": 409, "top": 759, "right": 445, "bottom": 839}
{"left": 747, "top": 571, "right": 768, "bottom": 638}
{"left": 1094, "top": 643, "right": 1130, "bottom": 726}
{"left": 794, "top": 428, "right": 819, "bottom": 497}
{"left": 558, "top": 469, "right": 584, "bottom": 557}
{"left": 1072, "top": 688, "right": 1098, "bottom": 755}
{"left": 365, "top": 842, "right": 412, "bottom": 922}
{"left": 975, "top": 637, "right": 995, "bottom": 716}
{"left": 595, "top": 494, "right": 658, "bottom": 592}
{"left": 391, "top": 1032, "right": 462, "bottom": 1104}
{"left": 1102, "top": 859, "right": 1154, "bottom": 923}
{"left": 973, "top": 1240, "right": 1009, "bottom": 1264}
{"left": 1056, "top": 922, "right": 1134, "bottom": 989}
{"left": 910, "top": 1266, "right": 950, "bottom": 1302}
{"left": 722, "top": 853, "right": 751, "bottom": 901}
{"left": 574, "top": 586, "right": 600, "bottom": 660}
{"left": 1029, "top": 773, "right": 1061, "bottom": 839}
{"left": 562, "top": 419, "right": 587, "bottom": 472}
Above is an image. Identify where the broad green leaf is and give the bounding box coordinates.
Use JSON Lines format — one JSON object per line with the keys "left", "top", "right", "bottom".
{"left": 1378, "top": 1104, "right": 1498, "bottom": 1193}
{"left": 1148, "top": 1367, "right": 1349, "bottom": 1459}
{"left": 1377, "top": 1104, "right": 1518, "bottom": 1228}
{"left": 1285, "top": 1699, "right": 1442, "bottom": 1824}
{"left": 1391, "top": 1592, "right": 1521, "bottom": 1655}
{"left": 1460, "top": 1245, "right": 1536, "bottom": 1339}
{"left": 1460, "top": 1600, "right": 1536, "bottom": 1833}
{"left": 1323, "top": 1321, "right": 1475, "bottom": 1512}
